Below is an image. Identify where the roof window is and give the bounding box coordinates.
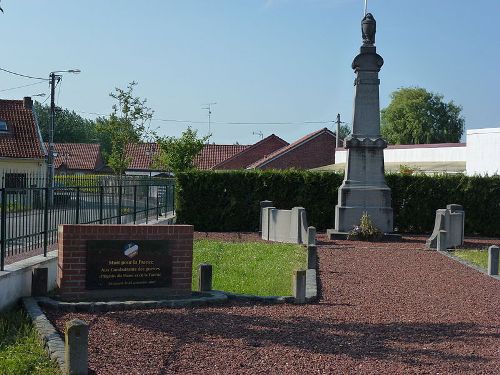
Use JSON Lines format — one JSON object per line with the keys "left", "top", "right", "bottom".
{"left": 0, "top": 120, "right": 8, "bottom": 131}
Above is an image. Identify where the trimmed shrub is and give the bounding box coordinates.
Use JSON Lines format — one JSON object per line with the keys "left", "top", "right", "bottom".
{"left": 176, "top": 170, "right": 500, "bottom": 236}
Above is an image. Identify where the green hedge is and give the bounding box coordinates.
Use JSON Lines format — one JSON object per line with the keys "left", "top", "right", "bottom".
{"left": 176, "top": 170, "right": 500, "bottom": 236}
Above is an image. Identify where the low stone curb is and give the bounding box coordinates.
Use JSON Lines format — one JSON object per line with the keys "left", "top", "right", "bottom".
{"left": 22, "top": 297, "right": 66, "bottom": 372}
{"left": 37, "top": 291, "right": 229, "bottom": 312}
{"left": 438, "top": 250, "right": 500, "bottom": 281}
{"left": 223, "top": 268, "right": 318, "bottom": 304}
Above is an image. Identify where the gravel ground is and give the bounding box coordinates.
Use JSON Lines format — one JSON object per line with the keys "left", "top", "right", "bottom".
{"left": 45, "top": 233, "right": 500, "bottom": 375}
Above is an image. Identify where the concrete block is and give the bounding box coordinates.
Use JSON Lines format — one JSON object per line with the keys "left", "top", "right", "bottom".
{"left": 261, "top": 206, "right": 309, "bottom": 244}
{"left": 437, "top": 230, "right": 448, "bottom": 251}
{"left": 307, "top": 226, "right": 316, "bottom": 246}
{"left": 488, "top": 245, "right": 499, "bottom": 276}
{"left": 198, "top": 263, "right": 213, "bottom": 292}
{"left": 32, "top": 268, "right": 48, "bottom": 297}
{"left": 307, "top": 245, "right": 317, "bottom": 270}
{"left": 426, "top": 204, "right": 464, "bottom": 250}
{"left": 259, "top": 200, "right": 273, "bottom": 234}
{"left": 65, "top": 319, "right": 88, "bottom": 375}
{"left": 293, "top": 269, "right": 307, "bottom": 304}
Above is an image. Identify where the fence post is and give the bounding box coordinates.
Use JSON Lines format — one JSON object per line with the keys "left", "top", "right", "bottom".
{"left": 156, "top": 186, "right": 160, "bottom": 220}
{"left": 43, "top": 186, "right": 49, "bottom": 257}
{"left": 99, "top": 186, "right": 104, "bottom": 224}
{"left": 117, "top": 185, "right": 122, "bottom": 225}
{"left": 1, "top": 188, "right": 6, "bottom": 271}
{"left": 133, "top": 185, "right": 137, "bottom": 224}
{"left": 75, "top": 187, "right": 80, "bottom": 224}
{"left": 488, "top": 245, "right": 499, "bottom": 276}
{"left": 145, "top": 185, "right": 149, "bottom": 224}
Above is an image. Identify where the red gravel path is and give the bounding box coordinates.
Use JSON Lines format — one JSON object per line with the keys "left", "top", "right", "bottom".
{"left": 46, "top": 233, "right": 500, "bottom": 374}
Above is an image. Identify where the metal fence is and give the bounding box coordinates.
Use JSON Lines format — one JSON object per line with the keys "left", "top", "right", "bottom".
{"left": 0, "top": 176, "right": 175, "bottom": 270}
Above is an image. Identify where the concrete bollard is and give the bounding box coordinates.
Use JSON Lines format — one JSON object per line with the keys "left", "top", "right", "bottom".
{"left": 437, "top": 230, "right": 447, "bottom": 251}
{"left": 293, "top": 269, "right": 307, "bottom": 304}
{"left": 65, "top": 319, "right": 88, "bottom": 375}
{"left": 488, "top": 245, "right": 499, "bottom": 276}
{"left": 32, "top": 267, "right": 48, "bottom": 297}
{"left": 307, "top": 245, "right": 317, "bottom": 270}
{"left": 307, "top": 226, "right": 316, "bottom": 247}
{"left": 259, "top": 200, "right": 274, "bottom": 234}
{"left": 198, "top": 263, "right": 213, "bottom": 292}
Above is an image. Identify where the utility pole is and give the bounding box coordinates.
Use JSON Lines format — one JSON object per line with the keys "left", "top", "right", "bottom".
{"left": 202, "top": 102, "right": 217, "bottom": 136}
{"left": 47, "top": 72, "right": 61, "bottom": 194}
{"left": 335, "top": 113, "right": 346, "bottom": 148}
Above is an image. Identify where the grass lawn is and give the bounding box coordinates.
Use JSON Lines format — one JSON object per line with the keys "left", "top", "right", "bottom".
{"left": 0, "top": 308, "right": 60, "bottom": 375}
{"left": 454, "top": 249, "right": 491, "bottom": 269}
{"left": 192, "top": 240, "right": 307, "bottom": 296}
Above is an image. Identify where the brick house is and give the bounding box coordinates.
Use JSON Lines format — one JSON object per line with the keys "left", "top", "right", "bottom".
{"left": 125, "top": 143, "right": 161, "bottom": 176}
{"left": 194, "top": 144, "right": 249, "bottom": 170}
{"left": 0, "top": 97, "right": 46, "bottom": 187}
{"left": 45, "top": 143, "right": 108, "bottom": 175}
{"left": 212, "top": 134, "right": 288, "bottom": 170}
{"left": 247, "top": 128, "right": 336, "bottom": 170}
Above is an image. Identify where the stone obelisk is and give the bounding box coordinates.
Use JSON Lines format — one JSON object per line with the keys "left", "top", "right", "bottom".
{"left": 332, "top": 13, "right": 393, "bottom": 234}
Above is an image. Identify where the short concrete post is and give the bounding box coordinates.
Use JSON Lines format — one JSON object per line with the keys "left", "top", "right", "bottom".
{"left": 65, "top": 319, "right": 88, "bottom": 375}
{"left": 198, "top": 263, "right": 213, "bottom": 292}
{"left": 307, "top": 245, "right": 317, "bottom": 270}
{"left": 307, "top": 226, "right": 316, "bottom": 246}
{"left": 259, "top": 200, "right": 273, "bottom": 234}
{"left": 488, "top": 245, "right": 499, "bottom": 276}
{"left": 32, "top": 267, "right": 48, "bottom": 296}
{"left": 437, "top": 230, "right": 447, "bottom": 251}
{"left": 293, "top": 269, "right": 307, "bottom": 304}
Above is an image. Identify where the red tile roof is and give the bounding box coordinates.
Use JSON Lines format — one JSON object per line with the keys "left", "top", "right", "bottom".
{"left": 0, "top": 99, "right": 45, "bottom": 159}
{"left": 248, "top": 128, "right": 336, "bottom": 169}
{"left": 194, "top": 144, "right": 249, "bottom": 170}
{"left": 212, "top": 134, "right": 289, "bottom": 170}
{"left": 125, "top": 143, "right": 160, "bottom": 170}
{"left": 45, "top": 143, "right": 105, "bottom": 171}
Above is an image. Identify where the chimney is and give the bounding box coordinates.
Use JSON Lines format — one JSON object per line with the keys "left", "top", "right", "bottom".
{"left": 23, "top": 97, "right": 33, "bottom": 110}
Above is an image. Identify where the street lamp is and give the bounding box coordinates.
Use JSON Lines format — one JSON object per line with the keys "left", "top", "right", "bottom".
{"left": 46, "top": 69, "right": 80, "bottom": 196}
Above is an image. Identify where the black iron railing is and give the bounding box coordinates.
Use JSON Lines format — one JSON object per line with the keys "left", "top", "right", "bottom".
{"left": 0, "top": 177, "right": 175, "bottom": 270}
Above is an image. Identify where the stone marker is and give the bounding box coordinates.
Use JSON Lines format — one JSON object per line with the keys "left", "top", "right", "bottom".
{"left": 332, "top": 12, "right": 393, "bottom": 234}
{"left": 198, "top": 263, "right": 213, "bottom": 292}
{"left": 307, "top": 226, "right": 316, "bottom": 246}
{"left": 307, "top": 245, "right": 317, "bottom": 270}
{"left": 261, "top": 206, "right": 308, "bottom": 244}
{"left": 437, "top": 230, "right": 447, "bottom": 251}
{"left": 293, "top": 269, "right": 307, "bottom": 304}
{"left": 426, "top": 204, "right": 464, "bottom": 250}
{"left": 259, "top": 200, "right": 274, "bottom": 234}
{"left": 32, "top": 267, "right": 48, "bottom": 296}
{"left": 65, "top": 319, "right": 88, "bottom": 375}
{"left": 488, "top": 245, "right": 499, "bottom": 276}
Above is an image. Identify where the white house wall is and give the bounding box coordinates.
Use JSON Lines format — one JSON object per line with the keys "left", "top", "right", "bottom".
{"left": 466, "top": 128, "right": 500, "bottom": 176}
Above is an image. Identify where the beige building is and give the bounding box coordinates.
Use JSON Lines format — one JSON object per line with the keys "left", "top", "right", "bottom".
{"left": 0, "top": 97, "right": 46, "bottom": 187}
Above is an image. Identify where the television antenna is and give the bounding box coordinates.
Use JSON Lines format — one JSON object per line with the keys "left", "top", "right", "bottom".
{"left": 202, "top": 102, "right": 217, "bottom": 136}
{"left": 252, "top": 131, "right": 263, "bottom": 140}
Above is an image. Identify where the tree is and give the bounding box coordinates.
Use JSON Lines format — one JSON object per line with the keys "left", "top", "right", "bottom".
{"left": 153, "top": 127, "right": 210, "bottom": 173}
{"left": 96, "top": 82, "right": 153, "bottom": 175}
{"left": 34, "top": 102, "right": 97, "bottom": 143}
{"left": 335, "top": 124, "right": 351, "bottom": 142}
{"left": 381, "top": 87, "right": 465, "bottom": 144}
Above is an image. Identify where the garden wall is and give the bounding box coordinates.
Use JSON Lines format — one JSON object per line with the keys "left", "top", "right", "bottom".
{"left": 175, "top": 170, "right": 500, "bottom": 236}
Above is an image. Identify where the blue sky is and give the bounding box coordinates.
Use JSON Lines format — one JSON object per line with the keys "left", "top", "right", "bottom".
{"left": 0, "top": 0, "right": 498, "bottom": 144}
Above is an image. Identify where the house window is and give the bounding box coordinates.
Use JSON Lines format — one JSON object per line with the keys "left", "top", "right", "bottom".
{"left": 0, "top": 120, "right": 7, "bottom": 132}
{"left": 5, "top": 173, "right": 27, "bottom": 189}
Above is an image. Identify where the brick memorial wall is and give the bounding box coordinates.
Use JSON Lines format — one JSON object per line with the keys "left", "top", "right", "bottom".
{"left": 57, "top": 224, "right": 193, "bottom": 300}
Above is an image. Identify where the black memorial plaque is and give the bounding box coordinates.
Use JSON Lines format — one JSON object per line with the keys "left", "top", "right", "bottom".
{"left": 86, "top": 240, "right": 172, "bottom": 290}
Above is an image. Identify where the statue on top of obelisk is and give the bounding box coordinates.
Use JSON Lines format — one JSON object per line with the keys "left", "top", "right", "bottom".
{"left": 327, "top": 9, "right": 394, "bottom": 238}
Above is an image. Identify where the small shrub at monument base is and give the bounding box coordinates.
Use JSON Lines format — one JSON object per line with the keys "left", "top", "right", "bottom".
{"left": 347, "top": 212, "right": 383, "bottom": 241}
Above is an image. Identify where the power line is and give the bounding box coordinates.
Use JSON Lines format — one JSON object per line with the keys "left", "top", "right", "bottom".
{"left": 0, "top": 67, "right": 48, "bottom": 81}
{"left": 0, "top": 81, "right": 46, "bottom": 93}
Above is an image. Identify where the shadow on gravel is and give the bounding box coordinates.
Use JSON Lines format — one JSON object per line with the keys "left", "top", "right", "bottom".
{"left": 110, "top": 308, "right": 494, "bottom": 370}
